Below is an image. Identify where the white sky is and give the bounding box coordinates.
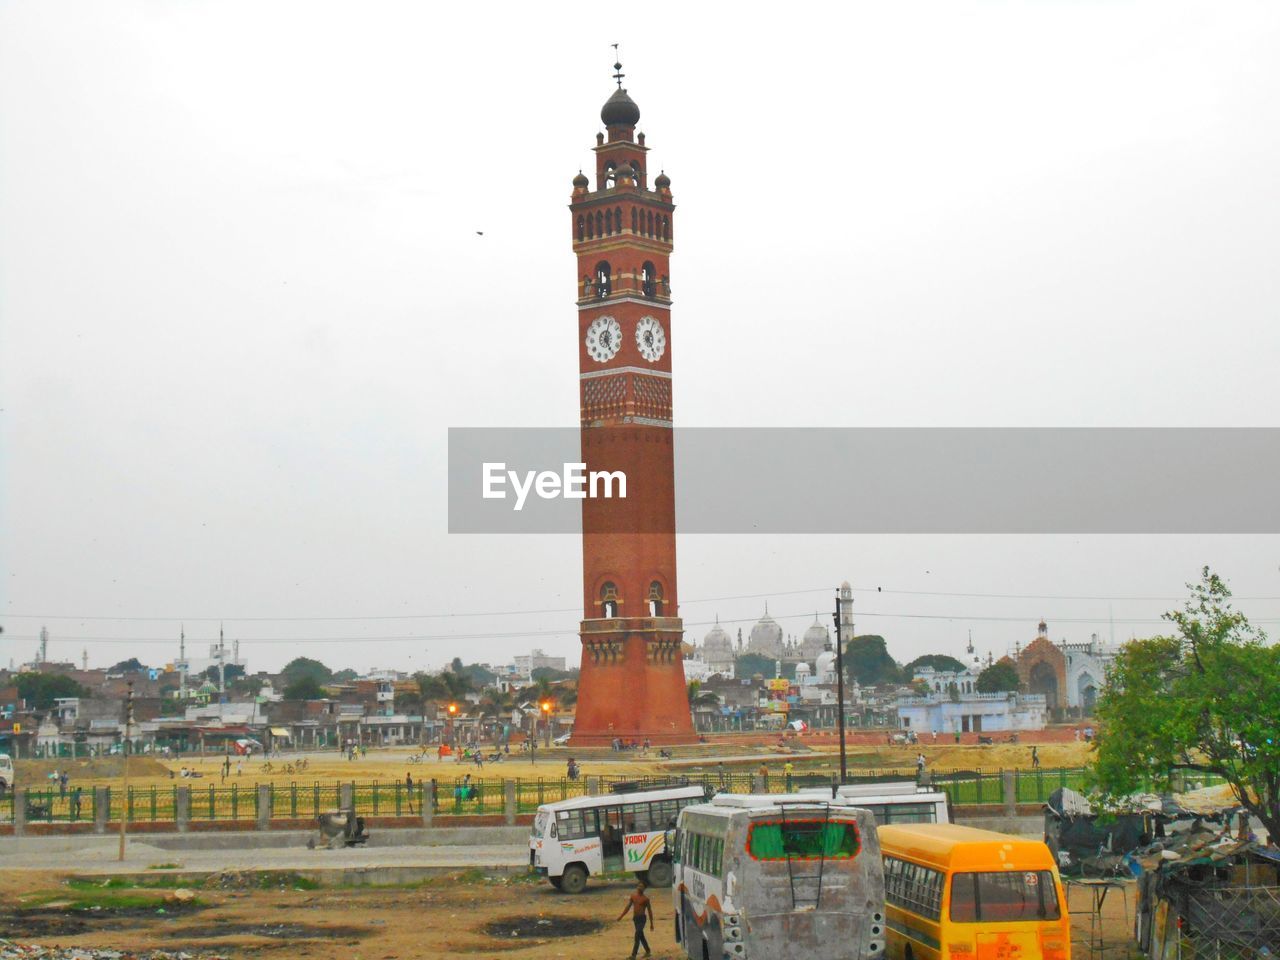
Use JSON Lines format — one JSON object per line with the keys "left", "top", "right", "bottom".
{"left": 2, "top": 1, "right": 1279, "bottom": 675}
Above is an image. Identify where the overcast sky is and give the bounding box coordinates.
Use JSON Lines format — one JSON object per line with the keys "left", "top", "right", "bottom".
{"left": 2, "top": 1, "right": 1278, "bottom": 675}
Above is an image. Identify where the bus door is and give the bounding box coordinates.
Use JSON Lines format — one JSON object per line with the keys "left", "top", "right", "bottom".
{"left": 600, "top": 805, "right": 626, "bottom": 866}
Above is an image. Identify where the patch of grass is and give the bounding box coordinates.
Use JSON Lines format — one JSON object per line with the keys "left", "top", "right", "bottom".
{"left": 147, "top": 862, "right": 182, "bottom": 870}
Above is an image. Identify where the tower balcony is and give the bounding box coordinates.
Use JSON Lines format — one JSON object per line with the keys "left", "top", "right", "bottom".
{"left": 579, "top": 616, "right": 683, "bottom": 637}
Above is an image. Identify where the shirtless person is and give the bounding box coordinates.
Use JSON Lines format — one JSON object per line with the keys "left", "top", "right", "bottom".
{"left": 617, "top": 879, "right": 654, "bottom": 959}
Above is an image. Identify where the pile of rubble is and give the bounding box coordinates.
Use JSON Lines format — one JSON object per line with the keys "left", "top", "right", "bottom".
{"left": 0, "top": 944, "right": 230, "bottom": 960}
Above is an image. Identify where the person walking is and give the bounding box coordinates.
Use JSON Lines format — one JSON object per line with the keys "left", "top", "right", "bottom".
{"left": 617, "top": 879, "right": 654, "bottom": 959}
{"left": 1031, "top": 745, "right": 1040, "bottom": 768}
{"left": 916, "top": 753, "right": 926, "bottom": 777}
{"left": 406, "top": 772, "right": 415, "bottom": 813}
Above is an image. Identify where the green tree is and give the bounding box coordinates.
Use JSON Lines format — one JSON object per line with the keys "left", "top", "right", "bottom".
{"left": 203, "top": 663, "right": 245, "bottom": 683}
{"left": 903, "top": 654, "right": 968, "bottom": 675}
{"left": 109, "top": 658, "right": 147, "bottom": 673}
{"left": 976, "top": 660, "right": 1021, "bottom": 693}
{"left": 844, "top": 636, "right": 903, "bottom": 686}
{"left": 15, "top": 672, "right": 90, "bottom": 709}
{"left": 418, "top": 669, "right": 475, "bottom": 707}
{"left": 687, "top": 680, "right": 721, "bottom": 708}
{"left": 283, "top": 675, "right": 327, "bottom": 700}
{"left": 1091, "top": 568, "right": 1280, "bottom": 842}
{"left": 331, "top": 668, "right": 359, "bottom": 682}
{"left": 735, "top": 653, "right": 777, "bottom": 680}
{"left": 280, "top": 657, "right": 332, "bottom": 686}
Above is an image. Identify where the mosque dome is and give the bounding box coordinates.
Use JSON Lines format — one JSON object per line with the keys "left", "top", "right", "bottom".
{"left": 572, "top": 171, "right": 589, "bottom": 190}
{"left": 747, "top": 610, "right": 784, "bottom": 658}
{"left": 601, "top": 88, "right": 641, "bottom": 127}
{"left": 801, "top": 614, "right": 830, "bottom": 659}
{"left": 816, "top": 647, "right": 838, "bottom": 682}
{"left": 654, "top": 170, "right": 671, "bottom": 190}
{"left": 702, "top": 619, "right": 733, "bottom": 655}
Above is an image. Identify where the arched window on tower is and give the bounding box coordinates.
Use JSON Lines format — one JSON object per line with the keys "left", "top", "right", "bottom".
{"left": 594, "top": 261, "right": 612, "bottom": 298}
{"left": 647, "top": 581, "right": 665, "bottom": 617}
{"left": 641, "top": 261, "right": 656, "bottom": 298}
{"left": 661, "top": 216, "right": 670, "bottom": 242}
{"left": 605, "top": 208, "right": 613, "bottom": 235}
{"left": 605, "top": 161, "right": 616, "bottom": 185}
{"left": 576, "top": 215, "right": 585, "bottom": 242}
{"left": 586, "top": 214, "right": 594, "bottom": 240}
{"left": 600, "top": 581, "right": 620, "bottom": 618}
{"left": 631, "top": 208, "right": 638, "bottom": 233}
{"left": 647, "top": 210, "right": 655, "bottom": 238}
{"left": 614, "top": 207, "right": 622, "bottom": 234}
{"left": 595, "top": 211, "right": 604, "bottom": 238}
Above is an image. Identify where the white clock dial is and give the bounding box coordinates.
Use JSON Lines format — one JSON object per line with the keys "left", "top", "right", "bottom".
{"left": 585, "top": 316, "right": 622, "bottom": 363}
{"left": 635, "top": 316, "right": 667, "bottom": 362}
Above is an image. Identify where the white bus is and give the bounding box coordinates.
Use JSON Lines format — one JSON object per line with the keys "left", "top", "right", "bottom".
{"left": 0, "top": 753, "right": 13, "bottom": 794}
{"left": 530, "top": 783, "right": 707, "bottom": 893}
{"left": 674, "top": 794, "right": 887, "bottom": 960}
{"left": 800, "top": 782, "right": 951, "bottom": 826}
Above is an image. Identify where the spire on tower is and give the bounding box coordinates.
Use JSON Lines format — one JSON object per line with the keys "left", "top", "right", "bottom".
{"left": 611, "top": 43, "right": 624, "bottom": 88}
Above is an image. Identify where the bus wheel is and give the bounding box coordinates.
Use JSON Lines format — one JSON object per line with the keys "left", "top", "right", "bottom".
{"left": 644, "top": 857, "right": 674, "bottom": 888}
{"left": 560, "top": 864, "right": 588, "bottom": 894}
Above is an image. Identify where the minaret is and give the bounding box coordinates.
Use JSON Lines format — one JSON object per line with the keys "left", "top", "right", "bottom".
{"left": 39, "top": 625, "right": 49, "bottom": 663}
{"left": 570, "top": 57, "right": 692, "bottom": 745}
{"left": 81, "top": 649, "right": 88, "bottom": 671}
{"left": 838, "top": 582, "right": 855, "bottom": 647}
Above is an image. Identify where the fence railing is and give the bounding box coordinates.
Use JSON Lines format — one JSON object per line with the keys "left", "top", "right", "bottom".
{"left": 0, "top": 766, "right": 1228, "bottom": 827}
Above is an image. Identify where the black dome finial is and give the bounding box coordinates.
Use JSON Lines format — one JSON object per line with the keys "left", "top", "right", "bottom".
{"left": 611, "top": 42, "right": 624, "bottom": 88}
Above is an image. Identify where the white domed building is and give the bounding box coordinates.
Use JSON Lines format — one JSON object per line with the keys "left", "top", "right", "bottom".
{"left": 747, "top": 609, "right": 784, "bottom": 659}
{"left": 699, "top": 617, "right": 736, "bottom": 677}
{"left": 800, "top": 614, "right": 830, "bottom": 660}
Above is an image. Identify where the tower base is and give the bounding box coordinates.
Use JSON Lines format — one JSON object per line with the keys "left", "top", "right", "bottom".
{"left": 569, "top": 617, "right": 696, "bottom": 746}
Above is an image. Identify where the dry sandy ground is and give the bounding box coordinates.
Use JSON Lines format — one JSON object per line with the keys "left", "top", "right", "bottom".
{"left": 15, "top": 739, "right": 1096, "bottom": 792}
{"left": 0, "top": 866, "right": 1137, "bottom": 960}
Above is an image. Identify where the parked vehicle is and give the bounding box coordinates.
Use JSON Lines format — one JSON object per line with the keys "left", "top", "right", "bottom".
{"left": 530, "top": 784, "right": 706, "bottom": 892}
{"left": 0, "top": 753, "right": 14, "bottom": 795}
{"left": 673, "top": 793, "right": 886, "bottom": 960}
{"left": 800, "top": 782, "right": 951, "bottom": 826}
{"left": 878, "top": 824, "right": 1070, "bottom": 960}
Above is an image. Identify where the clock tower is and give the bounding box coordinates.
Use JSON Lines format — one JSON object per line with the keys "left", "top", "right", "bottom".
{"left": 569, "top": 65, "right": 694, "bottom": 745}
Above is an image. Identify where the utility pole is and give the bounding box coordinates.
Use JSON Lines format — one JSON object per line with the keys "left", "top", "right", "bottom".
{"left": 178, "top": 626, "right": 187, "bottom": 701}
{"left": 832, "top": 591, "right": 847, "bottom": 785}
{"left": 217, "top": 625, "right": 226, "bottom": 700}
{"left": 118, "top": 680, "right": 134, "bottom": 861}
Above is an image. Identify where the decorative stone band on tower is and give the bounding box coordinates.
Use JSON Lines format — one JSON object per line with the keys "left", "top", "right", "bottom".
{"left": 569, "top": 69, "right": 694, "bottom": 746}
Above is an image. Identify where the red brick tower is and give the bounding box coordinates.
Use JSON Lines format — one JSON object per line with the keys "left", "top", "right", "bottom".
{"left": 569, "top": 65, "right": 694, "bottom": 746}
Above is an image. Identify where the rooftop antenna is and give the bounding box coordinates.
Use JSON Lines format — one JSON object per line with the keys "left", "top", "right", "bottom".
{"left": 611, "top": 43, "right": 624, "bottom": 88}
{"left": 178, "top": 625, "right": 187, "bottom": 700}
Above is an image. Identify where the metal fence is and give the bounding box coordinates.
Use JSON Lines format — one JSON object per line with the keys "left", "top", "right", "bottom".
{"left": 0, "top": 767, "right": 1229, "bottom": 826}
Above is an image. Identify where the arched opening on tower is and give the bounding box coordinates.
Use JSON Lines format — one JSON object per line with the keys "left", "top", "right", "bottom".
{"left": 648, "top": 581, "right": 664, "bottom": 617}
{"left": 600, "top": 581, "right": 619, "bottom": 618}
{"left": 593, "top": 261, "right": 612, "bottom": 298}
{"left": 641, "top": 261, "right": 656, "bottom": 298}
{"left": 1029, "top": 660, "right": 1060, "bottom": 711}
{"left": 1077, "top": 673, "right": 1098, "bottom": 715}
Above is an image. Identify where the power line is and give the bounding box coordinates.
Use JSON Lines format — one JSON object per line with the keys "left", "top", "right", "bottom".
{"left": 6, "top": 583, "right": 1279, "bottom": 624}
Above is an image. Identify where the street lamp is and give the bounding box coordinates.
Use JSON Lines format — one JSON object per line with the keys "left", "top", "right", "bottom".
{"left": 540, "top": 700, "right": 552, "bottom": 747}
{"left": 447, "top": 702, "right": 458, "bottom": 751}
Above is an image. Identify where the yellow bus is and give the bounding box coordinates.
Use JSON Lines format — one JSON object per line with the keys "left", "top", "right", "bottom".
{"left": 877, "top": 824, "right": 1070, "bottom": 960}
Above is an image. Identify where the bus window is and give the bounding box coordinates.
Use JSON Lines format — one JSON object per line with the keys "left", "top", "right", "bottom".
{"left": 748, "top": 820, "right": 861, "bottom": 860}
{"left": 884, "top": 803, "right": 937, "bottom": 824}
{"left": 949, "top": 871, "right": 1061, "bottom": 923}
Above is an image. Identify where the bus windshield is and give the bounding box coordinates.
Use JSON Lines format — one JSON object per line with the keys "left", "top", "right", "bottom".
{"left": 747, "top": 819, "right": 861, "bottom": 860}
{"left": 949, "top": 871, "right": 1061, "bottom": 922}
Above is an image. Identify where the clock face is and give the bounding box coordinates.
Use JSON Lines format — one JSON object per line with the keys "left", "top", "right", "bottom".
{"left": 635, "top": 316, "right": 667, "bottom": 362}
{"left": 585, "top": 316, "right": 622, "bottom": 363}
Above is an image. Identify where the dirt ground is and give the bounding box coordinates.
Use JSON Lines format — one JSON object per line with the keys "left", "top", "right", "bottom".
{"left": 0, "top": 866, "right": 1138, "bottom": 960}
{"left": 14, "top": 738, "right": 1096, "bottom": 792}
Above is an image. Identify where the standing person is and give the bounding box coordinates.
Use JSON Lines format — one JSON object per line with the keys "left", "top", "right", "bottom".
{"left": 59, "top": 771, "right": 69, "bottom": 798}
{"left": 406, "top": 772, "right": 415, "bottom": 813}
{"left": 916, "top": 753, "right": 926, "bottom": 777}
{"left": 1031, "top": 745, "right": 1040, "bottom": 768}
{"left": 70, "top": 786, "right": 82, "bottom": 820}
{"left": 617, "top": 879, "right": 654, "bottom": 959}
